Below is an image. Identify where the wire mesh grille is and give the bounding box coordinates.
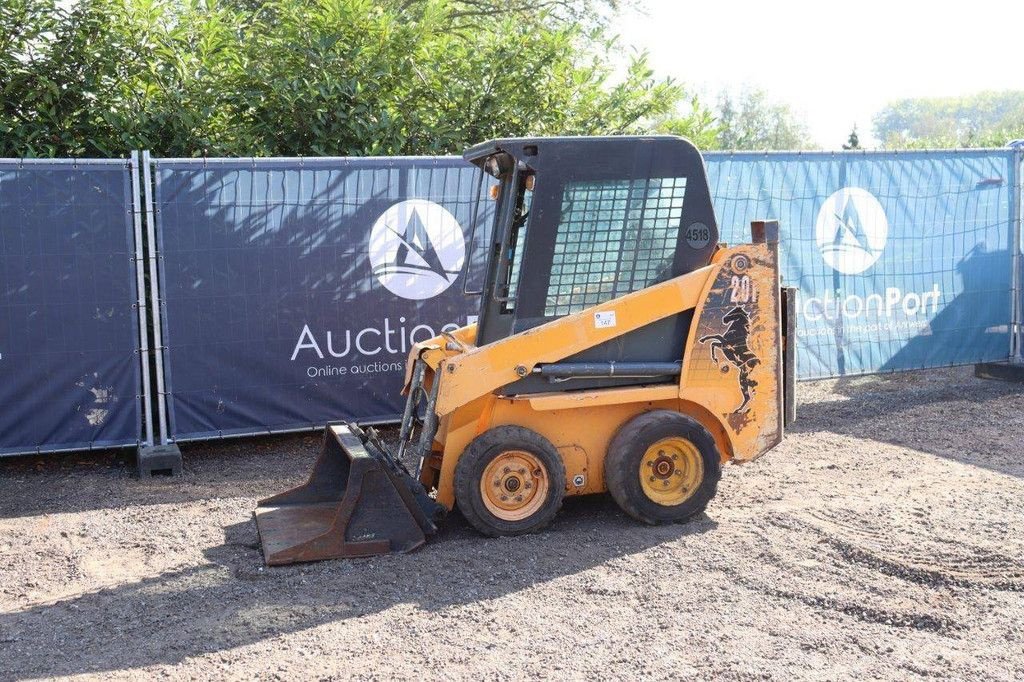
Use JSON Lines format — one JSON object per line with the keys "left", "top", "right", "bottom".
{"left": 545, "top": 176, "right": 686, "bottom": 316}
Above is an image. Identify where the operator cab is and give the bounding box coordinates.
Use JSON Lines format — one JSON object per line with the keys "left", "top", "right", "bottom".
{"left": 464, "top": 136, "right": 720, "bottom": 394}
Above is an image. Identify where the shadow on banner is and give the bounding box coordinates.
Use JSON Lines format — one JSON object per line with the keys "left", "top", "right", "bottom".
{"left": 705, "top": 150, "right": 1015, "bottom": 379}
{"left": 152, "top": 157, "right": 490, "bottom": 441}
{"left": 152, "top": 149, "right": 1018, "bottom": 441}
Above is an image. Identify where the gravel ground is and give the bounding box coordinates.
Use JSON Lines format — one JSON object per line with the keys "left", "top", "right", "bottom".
{"left": 1, "top": 366, "right": 1023, "bottom": 680}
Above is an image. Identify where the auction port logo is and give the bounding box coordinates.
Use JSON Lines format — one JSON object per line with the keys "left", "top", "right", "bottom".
{"left": 369, "top": 199, "right": 466, "bottom": 300}
{"left": 815, "top": 187, "right": 888, "bottom": 275}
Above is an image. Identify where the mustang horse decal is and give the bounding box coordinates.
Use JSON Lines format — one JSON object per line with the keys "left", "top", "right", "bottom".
{"left": 699, "top": 306, "right": 760, "bottom": 413}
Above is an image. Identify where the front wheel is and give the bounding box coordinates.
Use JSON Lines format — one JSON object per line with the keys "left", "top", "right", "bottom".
{"left": 454, "top": 426, "right": 566, "bottom": 537}
{"left": 605, "top": 410, "right": 722, "bottom": 525}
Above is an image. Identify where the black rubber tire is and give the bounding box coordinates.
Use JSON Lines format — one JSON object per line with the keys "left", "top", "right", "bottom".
{"left": 454, "top": 425, "right": 566, "bottom": 537}
{"left": 605, "top": 410, "right": 721, "bottom": 525}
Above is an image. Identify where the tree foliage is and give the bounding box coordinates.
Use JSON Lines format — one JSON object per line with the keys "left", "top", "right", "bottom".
{"left": 649, "top": 94, "right": 720, "bottom": 151}
{"left": 873, "top": 91, "right": 1024, "bottom": 148}
{"left": 842, "top": 126, "right": 860, "bottom": 150}
{"left": 711, "top": 89, "right": 811, "bottom": 151}
{"left": 0, "top": 0, "right": 705, "bottom": 157}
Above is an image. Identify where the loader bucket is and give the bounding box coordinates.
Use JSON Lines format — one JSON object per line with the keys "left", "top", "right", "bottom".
{"left": 254, "top": 424, "right": 441, "bottom": 565}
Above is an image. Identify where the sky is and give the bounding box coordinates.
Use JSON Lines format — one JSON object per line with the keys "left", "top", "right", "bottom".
{"left": 617, "top": 0, "right": 1024, "bottom": 148}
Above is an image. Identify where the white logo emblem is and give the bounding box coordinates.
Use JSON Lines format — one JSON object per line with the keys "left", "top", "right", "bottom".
{"left": 369, "top": 200, "right": 466, "bottom": 300}
{"left": 814, "top": 188, "right": 888, "bottom": 275}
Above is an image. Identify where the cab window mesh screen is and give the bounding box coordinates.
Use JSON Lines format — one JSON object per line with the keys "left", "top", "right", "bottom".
{"left": 545, "top": 177, "right": 686, "bottom": 316}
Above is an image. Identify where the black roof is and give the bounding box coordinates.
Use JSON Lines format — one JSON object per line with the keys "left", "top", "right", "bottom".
{"left": 463, "top": 135, "right": 703, "bottom": 171}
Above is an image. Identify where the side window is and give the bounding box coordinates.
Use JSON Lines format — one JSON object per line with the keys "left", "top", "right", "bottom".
{"left": 544, "top": 177, "right": 686, "bottom": 317}
{"left": 502, "top": 185, "right": 533, "bottom": 312}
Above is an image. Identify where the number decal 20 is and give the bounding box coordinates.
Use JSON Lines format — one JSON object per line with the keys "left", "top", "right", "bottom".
{"left": 729, "top": 275, "right": 757, "bottom": 303}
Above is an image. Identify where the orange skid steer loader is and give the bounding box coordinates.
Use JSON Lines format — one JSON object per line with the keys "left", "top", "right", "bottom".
{"left": 255, "top": 136, "right": 796, "bottom": 565}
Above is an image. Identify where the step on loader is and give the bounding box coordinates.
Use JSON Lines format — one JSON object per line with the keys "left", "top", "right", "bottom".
{"left": 255, "top": 135, "right": 796, "bottom": 565}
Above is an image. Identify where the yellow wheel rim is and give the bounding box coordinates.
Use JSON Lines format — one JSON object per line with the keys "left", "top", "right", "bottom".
{"left": 480, "top": 450, "right": 549, "bottom": 521}
{"left": 639, "top": 437, "right": 704, "bottom": 507}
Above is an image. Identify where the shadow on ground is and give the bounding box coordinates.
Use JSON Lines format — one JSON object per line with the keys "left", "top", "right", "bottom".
{"left": 0, "top": 433, "right": 323, "bottom": 520}
{"left": 791, "top": 368, "right": 1023, "bottom": 479}
{"left": 0, "top": 496, "right": 713, "bottom": 679}
{"left": 3, "top": 367, "right": 1020, "bottom": 522}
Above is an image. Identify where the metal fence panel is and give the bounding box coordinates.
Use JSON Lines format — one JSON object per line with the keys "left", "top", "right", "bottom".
{"left": 705, "top": 150, "right": 1016, "bottom": 378}
{"left": 0, "top": 160, "right": 142, "bottom": 455}
{"left": 152, "top": 157, "right": 493, "bottom": 441}
{"left": 152, "top": 150, "right": 1018, "bottom": 441}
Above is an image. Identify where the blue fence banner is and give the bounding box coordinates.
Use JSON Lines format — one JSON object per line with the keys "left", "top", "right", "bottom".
{"left": 0, "top": 160, "right": 142, "bottom": 455}
{"left": 153, "top": 157, "right": 492, "bottom": 440}
{"left": 151, "top": 150, "right": 1019, "bottom": 439}
{"left": 705, "top": 150, "right": 1016, "bottom": 379}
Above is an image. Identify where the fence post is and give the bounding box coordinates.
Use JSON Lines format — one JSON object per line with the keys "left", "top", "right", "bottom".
{"left": 142, "top": 151, "right": 170, "bottom": 444}
{"left": 1012, "top": 148, "right": 1023, "bottom": 362}
{"left": 133, "top": 150, "right": 183, "bottom": 476}
{"left": 129, "top": 151, "right": 154, "bottom": 447}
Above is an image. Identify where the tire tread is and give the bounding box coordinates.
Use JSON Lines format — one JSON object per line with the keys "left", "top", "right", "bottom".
{"left": 605, "top": 410, "right": 722, "bottom": 525}
{"left": 454, "top": 425, "right": 566, "bottom": 537}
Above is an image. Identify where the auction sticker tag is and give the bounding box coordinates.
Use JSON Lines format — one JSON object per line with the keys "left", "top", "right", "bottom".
{"left": 594, "top": 311, "right": 617, "bottom": 329}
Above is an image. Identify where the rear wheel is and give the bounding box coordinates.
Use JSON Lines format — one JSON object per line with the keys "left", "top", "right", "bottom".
{"left": 455, "top": 426, "right": 565, "bottom": 537}
{"left": 605, "top": 410, "right": 721, "bottom": 524}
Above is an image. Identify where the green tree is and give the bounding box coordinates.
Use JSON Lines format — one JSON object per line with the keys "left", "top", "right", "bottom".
{"left": 650, "top": 94, "right": 720, "bottom": 150}
{"left": 713, "top": 88, "right": 811, "bottom": 150}
{"left": 0, "top": 0, "right": 707, "bottom": 158}
{"left": 873, "top": 91, "right": 1024, "bottom": 148}
{"left": 842, "top": 126, "right": 860, "bottom": 150}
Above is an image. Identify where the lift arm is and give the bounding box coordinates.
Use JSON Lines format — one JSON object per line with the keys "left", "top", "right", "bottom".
{"left": 435, "top": 263, "right": 718, "bottom": 416}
